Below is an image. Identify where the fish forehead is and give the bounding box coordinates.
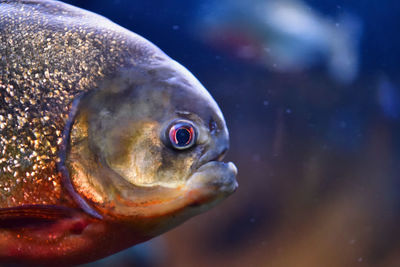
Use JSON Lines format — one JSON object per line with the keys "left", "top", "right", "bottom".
{"left": 141, "top": 60, "right": 225, "bottom": 123}
{"left": 0, "top": 0, "right": 166, "bottom": 208}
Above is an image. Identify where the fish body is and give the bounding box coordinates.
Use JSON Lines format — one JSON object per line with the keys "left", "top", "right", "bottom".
{"left": 0, "top": 0, "right": 237, "bottom": 264}
{"left": 197, "top": 0, "right": 361, "bottom": 84}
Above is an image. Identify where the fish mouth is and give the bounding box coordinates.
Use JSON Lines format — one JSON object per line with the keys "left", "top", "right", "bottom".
{"left": 188, "top": 161, "right": 238, "bottom": 192}
{"left": 184, "top": 160, "right": 238, "bottom": 207}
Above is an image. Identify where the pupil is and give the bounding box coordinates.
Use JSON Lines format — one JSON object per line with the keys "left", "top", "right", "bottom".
{"left": 176, "top": 128, "right": 191, "bottom": 145}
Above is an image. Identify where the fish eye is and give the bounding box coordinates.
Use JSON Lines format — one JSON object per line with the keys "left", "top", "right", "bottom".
{"left": 168, "top": 120, "right": 197, "bottom": 150}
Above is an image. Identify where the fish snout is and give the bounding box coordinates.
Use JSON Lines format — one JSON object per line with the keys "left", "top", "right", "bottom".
{"left": 188, "top": 130, "right": 238, "bottom": 203}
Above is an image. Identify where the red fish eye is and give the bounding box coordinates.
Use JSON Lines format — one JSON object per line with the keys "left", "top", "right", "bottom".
{"left": 168, "top": 122, "right": 196, "bottom": 150}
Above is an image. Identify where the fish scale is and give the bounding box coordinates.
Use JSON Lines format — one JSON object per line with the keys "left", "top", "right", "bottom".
{"left": 0, "top": 0, "right": 149, "bottom": 208}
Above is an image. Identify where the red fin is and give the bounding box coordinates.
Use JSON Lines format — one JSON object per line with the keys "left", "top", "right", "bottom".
{"left": 0, "top": 205, "right": 75, "bottom": 228}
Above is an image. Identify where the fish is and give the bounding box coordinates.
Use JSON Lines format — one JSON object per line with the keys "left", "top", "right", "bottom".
{"left": 0, "top": 0, "right": 238, "bottom": 265}
{"left": 196, "top": 0, "right": 362, "bottom": 84}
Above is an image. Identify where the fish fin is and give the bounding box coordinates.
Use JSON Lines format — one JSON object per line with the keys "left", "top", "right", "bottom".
{"left": 0, "top": 205, "right": 75, "bottom": 228}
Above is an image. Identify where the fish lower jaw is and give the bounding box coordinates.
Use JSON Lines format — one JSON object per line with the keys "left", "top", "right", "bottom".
{"left": 70, "top": 161, "right": 238, "bottom": 220}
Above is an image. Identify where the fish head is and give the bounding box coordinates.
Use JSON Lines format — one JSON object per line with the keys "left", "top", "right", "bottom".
{"left": 66, "top": 56, "right": 238, "bottom": 235}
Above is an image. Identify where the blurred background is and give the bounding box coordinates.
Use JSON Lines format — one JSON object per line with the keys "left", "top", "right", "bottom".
{"left": 62, "top": 0, "right": 400, "bottom": 266}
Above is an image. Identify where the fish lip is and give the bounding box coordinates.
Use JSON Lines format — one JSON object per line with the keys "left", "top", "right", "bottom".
{"left": 201, "top": 161, "right": 238, "bottom": 193}
{"left": 197, "top": 161, "right": 238, "bottom": 176}
{"left": 187, "top": 160, "right": 238, "bottom": 195}
{"left": 191, "top": 143, "right": 237, "bottom": 193}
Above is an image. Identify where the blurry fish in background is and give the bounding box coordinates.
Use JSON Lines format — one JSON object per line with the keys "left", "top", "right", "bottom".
{"left": 195, "top": 0, "right": 362, "bottom": 84}
{"left": 377, "top": 76, "right": 400, "bottom": 120}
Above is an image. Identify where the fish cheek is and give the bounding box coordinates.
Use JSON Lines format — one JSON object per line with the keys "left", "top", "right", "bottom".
{"left": 104, "top": 120, "right": 164, "bottom": 187}
{"left": 154, "top": 146, "right": 197, "bottom": 186}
